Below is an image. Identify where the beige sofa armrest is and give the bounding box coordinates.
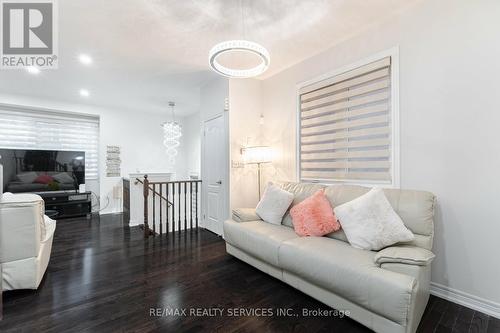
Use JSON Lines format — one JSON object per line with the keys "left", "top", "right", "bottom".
{"left": 375, "top": 245, "right": 435, "bottom": 266}
{"left": 0, "top": 193, "right": 45, "bottom": 263}
{"left": 232, "top": 208, "right": 262, "bottom": 222}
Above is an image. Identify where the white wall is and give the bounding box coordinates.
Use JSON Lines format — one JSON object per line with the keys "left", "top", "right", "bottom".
{"left": 251, "top": 0, "right": 500, "bottom": 310}
{"left": 99, "top": 108, "right": 174, "bottom": 214}
{"left": 228, "top": 79, "right": 265, "bottom": 209}
{"left": 0, "top": 93, "right": 173, "bottom": 214}
{"left": 200, "top": 78, "right": 228, "bottom": 121}
{"left": 176, "top": 112, "right": 201, "bottom": 180}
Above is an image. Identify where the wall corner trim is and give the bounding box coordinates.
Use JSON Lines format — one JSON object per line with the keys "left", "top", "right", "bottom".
{"left": 430, "top": 282, "right": 500, "bottom": 319}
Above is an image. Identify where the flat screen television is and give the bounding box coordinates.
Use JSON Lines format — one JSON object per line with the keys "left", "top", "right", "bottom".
{"left": 0, "top": 149, "right": 85, "bottom": 193}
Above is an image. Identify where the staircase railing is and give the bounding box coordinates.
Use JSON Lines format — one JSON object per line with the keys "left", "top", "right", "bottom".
{"left": 136, "top": 175, "right": 202, "bottom": 238}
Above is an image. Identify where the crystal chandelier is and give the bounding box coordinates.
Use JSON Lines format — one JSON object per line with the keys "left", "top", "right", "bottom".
{"left": 162, "top": 102, "right": 182, "bottom": 164}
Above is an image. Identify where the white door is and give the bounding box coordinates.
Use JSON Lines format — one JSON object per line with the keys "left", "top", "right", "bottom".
{"left": 202, "top": 114, "right": 228, "bottom": 235}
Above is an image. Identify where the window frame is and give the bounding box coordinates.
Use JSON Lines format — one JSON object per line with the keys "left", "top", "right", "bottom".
{"left": 296, "top": 47, "right": 400, "bottom": 188}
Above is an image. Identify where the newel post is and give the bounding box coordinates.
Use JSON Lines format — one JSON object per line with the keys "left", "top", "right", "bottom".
{"left": 143, "top": 174, "right": 150, "bottom": 238}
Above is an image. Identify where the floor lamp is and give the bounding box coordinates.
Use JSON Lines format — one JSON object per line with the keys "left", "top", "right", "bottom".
{"left": 241, "top": 146, "right": 273, "bottom": 200}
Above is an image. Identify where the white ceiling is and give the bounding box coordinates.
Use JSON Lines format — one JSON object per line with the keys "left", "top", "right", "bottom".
{"left": 0, "top": 0, "right": 421, "bottom": 116}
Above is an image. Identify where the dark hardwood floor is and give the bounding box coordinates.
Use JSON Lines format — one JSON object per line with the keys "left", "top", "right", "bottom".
{"left": 1, "top": 214, "right": 498, "bottom": 333}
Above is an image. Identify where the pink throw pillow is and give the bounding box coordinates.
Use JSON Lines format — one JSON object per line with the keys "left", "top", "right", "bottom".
{"left": 290, "top": 189, "right": 340, "bottom": 237}
{"left": 34, "top": 174, "right": 54, "bottom": 184}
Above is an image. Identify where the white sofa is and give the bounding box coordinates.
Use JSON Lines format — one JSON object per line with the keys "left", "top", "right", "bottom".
{"left": 0, "top": 192, "right": 56, "bottom": 290}
{"left": 223, "top": 182, "right": 436, "bottom": 333}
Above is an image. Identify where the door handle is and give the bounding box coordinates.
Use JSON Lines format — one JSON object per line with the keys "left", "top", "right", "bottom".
{"left": 216, "top": 180, "right": 222, "bottom": 184}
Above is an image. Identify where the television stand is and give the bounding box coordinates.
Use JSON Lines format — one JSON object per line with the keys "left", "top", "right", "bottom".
{"left": 37, "top": 191, "right": 92, "bottom": 219}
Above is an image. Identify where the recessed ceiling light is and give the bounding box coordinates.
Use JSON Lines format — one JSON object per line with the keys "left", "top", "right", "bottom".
{"left": 79, "top": 89, "right": 90, "bottom": 97}
{"left": 78, "top": 54, "right": 93, "bottom": 65}
{"left": 26, "top": 66, "right": 40, "bottom": 75}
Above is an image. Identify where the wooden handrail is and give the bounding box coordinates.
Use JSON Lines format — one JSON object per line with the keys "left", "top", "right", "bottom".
{"left": 135, "top": 178, "right": 173, "bottom": 207}
{"left": 149, "top": 180, "right": 202, "bottom": 185}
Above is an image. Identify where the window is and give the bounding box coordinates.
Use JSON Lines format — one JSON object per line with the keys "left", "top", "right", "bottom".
{"left": 0, "top": 106, "right": 100, "bottom": 179}
{"left": 298, "top": 52, "right": 398, "bottom": 186}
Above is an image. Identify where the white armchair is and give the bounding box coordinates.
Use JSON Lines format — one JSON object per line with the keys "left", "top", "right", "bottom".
{"left": 0, "top": 192, "right": 56, "bottom": 290}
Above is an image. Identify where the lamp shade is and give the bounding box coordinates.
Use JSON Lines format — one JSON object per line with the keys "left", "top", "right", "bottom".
{"left": 241, "top": 146, "right": 273, "bottom": 164}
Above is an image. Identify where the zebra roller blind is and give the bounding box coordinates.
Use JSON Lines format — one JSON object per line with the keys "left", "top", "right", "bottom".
{"left": 299, "top": 57, "right": 393, "bottom": 184}
{"left": 0, "top": 106, "right": 100, "bottom": 179}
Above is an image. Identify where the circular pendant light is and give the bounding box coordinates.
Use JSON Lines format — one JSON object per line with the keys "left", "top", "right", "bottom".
{"left": 209, "top": 40, "right": 270, "bottom": 78}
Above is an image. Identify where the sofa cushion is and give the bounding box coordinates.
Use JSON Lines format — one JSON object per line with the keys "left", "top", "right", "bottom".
{"left": 0, "top": 192, "right": 43, "bottom": 204}
{"left": 232, "top": 208, "right": 261, "bottom": 222}
{"left": 277, "top": 182, "right": 436, "bottom": 249}
{"left": 223, "top": 220, "right": 298, "bottom": 267}
{"left": 0, "top": 193, "right": 45, "bottom": 262}
{"left": 279, "top": 237, "right": 417, "bottom": 325}
{"left": 374, "top": 245, "right": 436, "bottom": 266}
{"left": 324, "top": 184, "right": 436, "bottom": 250}
{"left": 325, "top": 229, "right": 349, "bottom": 242}
{"left": 334, "top": 188, "right": 414, "bottom": 250}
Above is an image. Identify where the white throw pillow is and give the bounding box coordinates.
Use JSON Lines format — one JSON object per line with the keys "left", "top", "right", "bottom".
{"left": 334, "top": 188, "right": 414, "bottom": 250}
{"left": 16, "top": 171, "right": 38, "bottom": 183}
{"left": 53, "top": 172, "right": 75, "bottom": 184}
{"left": 255, "top": 182, "right": 294, "bottom": 225}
